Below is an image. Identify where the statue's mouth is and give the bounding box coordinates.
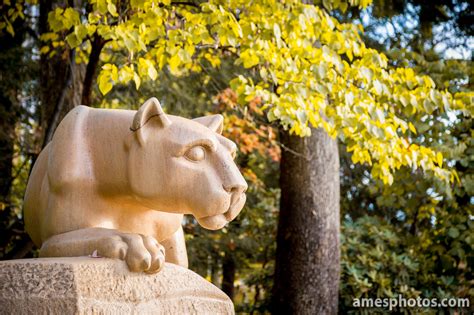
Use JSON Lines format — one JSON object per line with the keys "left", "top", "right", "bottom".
{"left": 224, "top": 193, "right": 246, "bottom": 221}
{"left": 196, "top": 193, "right": 246, "bottom": 230}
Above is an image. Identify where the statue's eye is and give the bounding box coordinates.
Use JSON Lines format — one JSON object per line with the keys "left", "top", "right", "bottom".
{"left": 184, "top": 146, "right": 206, "bottom": 162}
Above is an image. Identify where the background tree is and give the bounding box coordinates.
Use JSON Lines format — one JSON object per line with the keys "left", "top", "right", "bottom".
{"left": 273, "top": 128, "right": 340, "bottom": 314}
{"left": 0, "top": 2, "right": 38, "bottom": 260}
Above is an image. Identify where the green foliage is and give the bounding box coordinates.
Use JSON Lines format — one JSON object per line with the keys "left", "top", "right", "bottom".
{"left": 341, "top": 203, "right": 473, "bottom": 314}
{"left": 341, "top": 217, "right": 421, "bottom": 308}
{"left": 340, "top": 116, "right": 473, "bottom": 312}
{"left": 338, "top": 1, "right": 473, "bottom": 312}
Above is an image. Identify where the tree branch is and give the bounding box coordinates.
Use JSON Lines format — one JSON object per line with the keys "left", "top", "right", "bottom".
{"left": 169, "top": 2, "right": 200, "bottom": 8}
{"left": 43, "top": 48, "right": 75, "bottom": 146}
{"left": 81, "top": 35, "right": 108, "bottom": 106}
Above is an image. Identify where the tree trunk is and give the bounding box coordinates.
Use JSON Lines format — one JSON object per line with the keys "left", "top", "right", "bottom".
{"left": 0, "top": 93, "right": 18, "bottom": 259}
{"left": 272, "top": 128, "right": 340, "bottom": 314}
{"left": 0, "top": 9, "right": 28, "bottom": 259}
{"left": 221, "top": 253, "right": 236, "bottom": 301}
{"left": 0, "top": 0, "right": 28, "bottom": 209}
{"left": 39, "top": 0, "right": 85, "bottom": 148}
{"left": 0, "top": 74, "right": 17, "bottom": 211}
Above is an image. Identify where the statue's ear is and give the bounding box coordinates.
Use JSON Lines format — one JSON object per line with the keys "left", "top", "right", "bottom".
{"left": 131, "top": 97, "right": 171, "bottom": 145}
{"left": 193, "top": 114, "right": 224, "bottom": 134}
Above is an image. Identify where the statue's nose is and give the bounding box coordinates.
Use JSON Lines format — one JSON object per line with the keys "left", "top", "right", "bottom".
{"left": 223, "top": 182, "right": 247, "bottom": 195}
{"left": 223, "top": 173, "right": 248, "bottom": 195}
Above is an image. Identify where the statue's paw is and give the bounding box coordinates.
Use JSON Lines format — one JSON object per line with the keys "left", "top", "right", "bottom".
{"left": 98, "top": 233, "right": 165, "bottom": 273}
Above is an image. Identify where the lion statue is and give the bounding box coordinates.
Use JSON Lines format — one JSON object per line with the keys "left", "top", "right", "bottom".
{"left": 24, "top": 98, "right": 247, "bottom": 273}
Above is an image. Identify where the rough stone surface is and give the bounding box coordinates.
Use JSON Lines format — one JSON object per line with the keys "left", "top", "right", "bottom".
{"left": 0, "top": 258, "right": 234, "bottom": 315}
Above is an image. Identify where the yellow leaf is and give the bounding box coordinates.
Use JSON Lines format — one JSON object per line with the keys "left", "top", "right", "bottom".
{"left": 40, "top": 46, "right": 50, "bottom": 54}
{"left": 107, "top": 2, "right": 118, "bottom": 17}
{"left": 148, "top": 65, "right": 158, "bottom": 80}
{"left": 168, "top": 54, "right": 181, "bottom": 73}
{"left": 133, "top": 72, "right": 141, "bottom": 89}
{"left": 408, "top": 122, "right": 417, "bottom": 134}
{"left": 5, "top": 19, "right": 14, "bottom": 36}
{"left": 436, "top": 152, "right": 443, "bottom": 167}
{"left": 98, "top": 72, "right": 112, "bottom": 95}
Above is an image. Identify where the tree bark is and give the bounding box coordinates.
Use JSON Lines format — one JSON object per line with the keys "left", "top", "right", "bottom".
{"left": 272, "top": 128, "right": 340, "bottom": 314}
{"left": 39, "top": 0, "right": 84, "bottom": 148}
{"left": 221, "top": 253, "right": 236, "bottom": 301}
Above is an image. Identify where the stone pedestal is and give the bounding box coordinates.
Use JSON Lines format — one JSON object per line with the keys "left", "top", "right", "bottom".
{"left": 0, "top": 257, "right": 234, "bottom": 314}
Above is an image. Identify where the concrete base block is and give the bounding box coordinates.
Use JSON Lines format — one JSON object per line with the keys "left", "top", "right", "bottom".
{"left": 0, "top": 257, "right": 233, "bottom": 314}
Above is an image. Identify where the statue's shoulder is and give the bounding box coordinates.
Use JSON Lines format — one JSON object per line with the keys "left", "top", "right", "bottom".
{"left": 55, "top": 105, "right": 92, "bottom": 134}
{"left": 47, "top": 106, "right": 103, "bottom": 186}
{"left": 64, "top": 105, "right": 91, "bottom": 120}
{"left": 58, "top": 106, "right": 134, "bottom": 134}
